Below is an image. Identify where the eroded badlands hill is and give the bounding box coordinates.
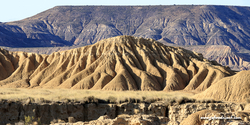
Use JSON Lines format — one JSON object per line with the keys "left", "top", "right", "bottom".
{"left": 2, "top": 5, "right": 250, "bottom": 70}
{"left": 195, "top": 70, "right": 250, "bottom": 102}
{"left": 0, "top": 36, "right": 234, "bottom": 91}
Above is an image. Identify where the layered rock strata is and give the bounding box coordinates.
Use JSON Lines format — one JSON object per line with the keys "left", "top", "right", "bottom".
{"left": 2, "top": 101, "right": 249, "bottom": 125}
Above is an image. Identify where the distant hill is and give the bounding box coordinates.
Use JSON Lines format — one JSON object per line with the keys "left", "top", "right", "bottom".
{"left": 1, "top": 5, "right": 250, "bottom": 70}
{"left": 184, "top": 45, "right": 250, "bottom": 70}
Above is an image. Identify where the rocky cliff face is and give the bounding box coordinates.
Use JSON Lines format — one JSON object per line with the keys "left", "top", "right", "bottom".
{"left": 2, "top": 100, "right": 249, "bottom": 125}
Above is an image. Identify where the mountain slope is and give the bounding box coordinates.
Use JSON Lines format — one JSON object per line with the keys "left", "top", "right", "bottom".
{"left": 2, "top": 5, "right": 250, "bottom": 70}
{"left": 0, "top": 36, "right": 234, "bottom": 91}
{"left": 1, "top": 5, "right": 250, "bottom": 50}
{"left": 184, "top": 45, "right": 250, "bottom": 70}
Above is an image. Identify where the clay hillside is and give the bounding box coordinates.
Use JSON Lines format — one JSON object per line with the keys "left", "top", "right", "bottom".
{"left": 194, "top": 70, "right": 250, "bottom": 102}
{"left": 0, "top": 36, "right": 235, "bottom": 92}
{"left": 1, "top": 5, "right": 250, "bottom": 70}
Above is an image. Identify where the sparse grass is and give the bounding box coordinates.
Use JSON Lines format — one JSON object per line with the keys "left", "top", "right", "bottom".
{"left": 0, "top": 88, "right": 197, "bottom": 103}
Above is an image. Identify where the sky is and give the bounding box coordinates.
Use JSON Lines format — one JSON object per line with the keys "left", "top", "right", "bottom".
{"left": 0, "top": 0, "right": 250, "bottom": 22}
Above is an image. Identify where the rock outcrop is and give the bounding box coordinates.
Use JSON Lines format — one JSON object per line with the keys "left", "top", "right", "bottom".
{"left": 3, "top": 100, "right": 249, "bottom": 125}
{"left": 0, "top": 36, "right": 234, "bottom": 91}
{"left": 169, "top": 102, "right": 247, "bottom": 123}
{"left": 180, "top": 110, "right": 250, "bottom": 125}
{"left": 0, "top": 100, "right": 168, "bottom": 124}
{"left": 68, "top": 114, "right": 169, "bottom": 125}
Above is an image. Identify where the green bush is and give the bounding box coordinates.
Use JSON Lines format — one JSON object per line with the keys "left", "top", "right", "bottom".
{"left": 24, "top": 115, "right": 41, "bottom": 125}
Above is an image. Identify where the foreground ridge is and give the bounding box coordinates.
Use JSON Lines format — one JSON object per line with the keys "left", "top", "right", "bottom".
{"left": 0, "top": 36, "right": 234, "bottom": 91}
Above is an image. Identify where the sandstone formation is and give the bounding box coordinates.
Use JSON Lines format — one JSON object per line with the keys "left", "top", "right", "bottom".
{"left": 180, "top": 109, "right": 250, "bottom": 125}
{"left": 194, "top": 70, "right": 250, "bottom": 102}
{"left": 0, "top": 36, "right": 234, "bottom": 91}
{"left": 81, "top": 114, "right": 168, "bottom": 125}
{"left": 168, "top": 102, "right": 247, "bottom": 123}
{"left": 0, "top": 100, "right": 168, "bottom": 124}
{"left": 3, "top": 100, "right": 248, "bottom": 125}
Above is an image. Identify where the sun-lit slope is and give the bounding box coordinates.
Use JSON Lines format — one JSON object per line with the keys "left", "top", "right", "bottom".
{"left": 194, "top": 70, "right": 250, "bottom": 102}
{"left": 0, "top": 48, "right": 46, "bottom": 87}
{"left": 0, "top": 36, "right": 234, "bottom": 90}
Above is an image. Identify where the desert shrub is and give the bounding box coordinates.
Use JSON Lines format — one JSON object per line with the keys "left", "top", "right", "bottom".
{"left": 163, "top": 97, "right": 196, "bottom": 106}
{"left": 97, "top": 99, "right": 107, "bottom": 103}
{"left": 186, "top": 98, "right": 196, "bottom": 103}
{"left": 195, "top": 98, "right": 220, "bottom": 103}
{"left": 144, "top": 98, "right": 158, "bottom": 103}
{"left": 141, "top": 96, "right": 146, "bottom": 101}
{"left": 122, "top": 97, "right": 133, "bottom": 103}
{"left": 167, "top": 98, "right": 176, "bottom": 106}
{"left": 25, "top": 115, "right": 34, "bottom": 125}
{"left": 107, "top": 96, "right": 117, "bottom": 103}
{"left": 24, "top": 116, "right": 41, "bottom": 125}
{"left": 82, "top": 96, "right": 98, "bottom": 103}
{"left": 128, "top": 98, "right": 136, "bottom": 103}
{"left": 60, "top": 98, "right": 70, "bottom": 103}
{"left": 134, "top": 98, "right": 141, "bottom": 103}
{"left": 176, "top": 97, "right": 196, "bottom": 104}
{"left": 123, "top": 97, "right": 129, "bottom": 103}
{"left": 204, "top": 99, "right": 215, "bottom": 103}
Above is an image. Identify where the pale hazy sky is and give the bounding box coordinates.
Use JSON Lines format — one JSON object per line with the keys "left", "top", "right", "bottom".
{"left": 0, "top": 0, "right": 250, "bottom": 22}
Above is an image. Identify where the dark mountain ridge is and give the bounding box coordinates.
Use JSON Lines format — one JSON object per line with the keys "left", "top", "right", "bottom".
{"left": 1, "top": 5, "right": 250, "bottom": 70}
{"left": 1, "top": 5, "right": 250, "bottom": 49}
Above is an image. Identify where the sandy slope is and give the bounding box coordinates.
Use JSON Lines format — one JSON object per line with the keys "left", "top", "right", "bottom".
{"left": 194, "top": 70, "right": 250, "bottom": 102}
{"left": 0, "top": 36, "right": 234, "bottom": 92}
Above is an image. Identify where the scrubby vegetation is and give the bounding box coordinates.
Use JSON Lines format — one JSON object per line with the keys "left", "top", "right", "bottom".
{"left": 0, "top": 88, "right": 198, "bottom": 103}
{"left": 0, "top": 88, "right": 223, "bottom": 105}
{"left": 24, "top": 115, "right": 41, "bottom": 125}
